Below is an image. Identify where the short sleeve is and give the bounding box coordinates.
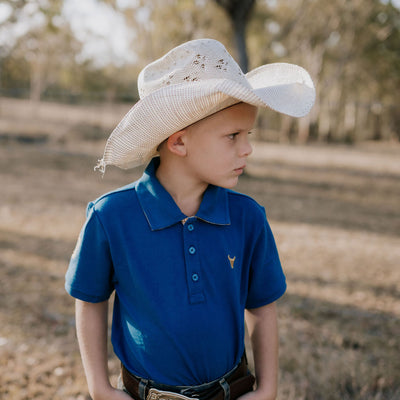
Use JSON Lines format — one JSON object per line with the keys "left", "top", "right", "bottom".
{"left": 65, "top": 203, "right": 115, "bottom": 302}
{"left": 245, "top": 209, "right": 286, "bottom": 309}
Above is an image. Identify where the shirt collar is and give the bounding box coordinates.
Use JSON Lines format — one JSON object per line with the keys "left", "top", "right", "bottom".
{"left": 136, "top": 158, "right": 231, "bottom": 230}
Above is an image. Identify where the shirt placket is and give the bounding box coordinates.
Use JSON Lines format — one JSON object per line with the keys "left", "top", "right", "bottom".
{"left": 182, "top": 217, "right": 205, "bottom": 304}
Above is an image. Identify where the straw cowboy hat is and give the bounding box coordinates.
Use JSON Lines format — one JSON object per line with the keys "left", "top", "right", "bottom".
{"left": 95, "top": 38, "right": 315, "bottom": 172}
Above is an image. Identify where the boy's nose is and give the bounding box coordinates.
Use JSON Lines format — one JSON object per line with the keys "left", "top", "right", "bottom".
{"left": 239, "top": 136, "right": 253, "bottom": 157}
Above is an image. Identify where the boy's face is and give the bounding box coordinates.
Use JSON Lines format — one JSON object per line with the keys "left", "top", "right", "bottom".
{"left": 182, "top": 102, "right": 257, "bottom": 189}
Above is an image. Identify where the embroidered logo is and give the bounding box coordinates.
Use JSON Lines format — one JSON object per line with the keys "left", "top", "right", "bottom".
{"left": 228, "top": 255, "right": 236, "bottom": 269}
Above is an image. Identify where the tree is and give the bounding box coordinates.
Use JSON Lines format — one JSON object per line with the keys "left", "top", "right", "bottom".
{"left": 115, "top": 0, "right": 230, "bottom": 69}
{"left": 214, "top": 0, "right": 256, "bottom": 72}
{"left": 1, "top": 0, "right": 82, "bottom": 101}
{"left": 254, "top": 0, "right": 400, "bottom": 143}
{"left": 2, "top": 0, "right": 399, "bottom": 141}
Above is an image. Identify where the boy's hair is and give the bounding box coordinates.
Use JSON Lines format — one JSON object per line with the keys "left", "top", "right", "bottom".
{"left": 156, "top": 139, "right": 167, "bottom": 152}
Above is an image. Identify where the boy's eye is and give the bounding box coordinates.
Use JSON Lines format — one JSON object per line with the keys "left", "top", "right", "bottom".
{"left": 228, "top": 132, "right": 239, "bottom": 140}
{"left": 227, "top": 131, "right": 252, "bottom": 140}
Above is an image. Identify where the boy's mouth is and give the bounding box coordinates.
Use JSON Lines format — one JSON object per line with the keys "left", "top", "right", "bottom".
{"left": 234, "top": 165, "right": 246, "bottom": 174}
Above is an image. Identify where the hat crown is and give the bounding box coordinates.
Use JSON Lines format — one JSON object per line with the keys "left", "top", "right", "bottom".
{"left": 138, "top": 39, "right": 250, "bottom": 99}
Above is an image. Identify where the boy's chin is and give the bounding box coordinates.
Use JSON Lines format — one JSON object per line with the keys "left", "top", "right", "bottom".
{"left": 218, "top": 178, "right": 239, "bottom": 189}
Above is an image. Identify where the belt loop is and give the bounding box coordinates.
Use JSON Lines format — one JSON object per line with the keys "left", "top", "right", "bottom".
{"left": 139, "top": 378, "right": 149, "bottom": 400}
{"left": 219, "top": 378, "right": 230, "bottom": 400}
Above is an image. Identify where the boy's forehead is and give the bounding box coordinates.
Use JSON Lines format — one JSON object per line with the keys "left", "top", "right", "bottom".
{"left": 168, "top": 103, "right": 256, "bottom": 144}
{"left": 189, "top": 102, "right": 257, "bottom": 128}
{"left": 163, "top": 102, "right": 257, "bottom": 143}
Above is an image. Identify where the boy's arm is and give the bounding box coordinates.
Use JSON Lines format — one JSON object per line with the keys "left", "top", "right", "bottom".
{"left": 242, "top": 302, "right": 279, "bottom": 400}
{"left": 75, "top": 299, "right": 131, "bottom": 400}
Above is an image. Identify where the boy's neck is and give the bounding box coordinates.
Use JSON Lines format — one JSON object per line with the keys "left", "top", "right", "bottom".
{"left": 155, "top": 159, "right": 207, "bottom": 217}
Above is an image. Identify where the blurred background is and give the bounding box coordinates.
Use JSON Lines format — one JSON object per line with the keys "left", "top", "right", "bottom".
{"left": 1, "top": 0, "right": 400, "bottom": 142}
{"left": 0, "top": 1, "right": 399, "bottom": 399}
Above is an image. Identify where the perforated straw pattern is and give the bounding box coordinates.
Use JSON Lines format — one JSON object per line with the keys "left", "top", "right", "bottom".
{"left": 95, "top": 39, "right": 315, "bottom": 173}
{"left": 137, "top": 39, "right": 250, "bottom": 99}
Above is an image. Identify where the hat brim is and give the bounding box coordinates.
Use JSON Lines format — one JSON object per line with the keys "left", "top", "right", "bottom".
{"left": 97, "top": 63, "right": 315, "bottom": 171}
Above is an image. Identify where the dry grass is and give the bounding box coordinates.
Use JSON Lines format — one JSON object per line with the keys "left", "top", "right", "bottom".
{"left": 244, "top": 142, "right": 400, "bottom": 400}
{"left": 0, "top": 108, "right": 399, "bottom": 399}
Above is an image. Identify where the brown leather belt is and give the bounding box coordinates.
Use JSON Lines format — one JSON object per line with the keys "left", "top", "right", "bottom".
{"left": 121, "top": 356, "right": 255, "bottom": 400}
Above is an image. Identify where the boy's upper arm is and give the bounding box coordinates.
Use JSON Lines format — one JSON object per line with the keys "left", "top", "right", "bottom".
{"left": 245, "top": 208, "right": 286, "bottom": 309}
{"left": 65, "top": 205, "right": 115, "bottom": 303}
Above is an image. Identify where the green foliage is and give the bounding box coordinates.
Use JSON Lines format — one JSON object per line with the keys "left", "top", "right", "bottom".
{"left": 251, "top": 0, "right": 400, "bottom": 142}
{"left": 0, "top": 53, "right": 30, "bottom": 97}
{"left": 1, "top": 0, "right": 399, "bottom": 140}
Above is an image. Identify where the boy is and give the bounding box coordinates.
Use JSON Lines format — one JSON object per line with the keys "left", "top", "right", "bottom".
{"left": 65, "top": 39, "right": 315, "bottom": 400}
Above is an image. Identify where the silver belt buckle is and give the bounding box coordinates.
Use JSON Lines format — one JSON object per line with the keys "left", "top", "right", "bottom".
{"left": 147, "top": 388, "right": 193, "bottom": 400}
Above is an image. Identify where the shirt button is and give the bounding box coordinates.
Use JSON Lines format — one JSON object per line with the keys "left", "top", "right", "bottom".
{"left": 188, "top": 246, "right": 196, "bottom": 255}
{"left": 192, "top": 273, "right": 199, "bottom": 282}
{"left": 187, "top": 224, "right": 194, "bottom": 231}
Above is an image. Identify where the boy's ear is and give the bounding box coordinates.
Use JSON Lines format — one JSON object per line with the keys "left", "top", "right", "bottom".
{"left": 166, "top": 130, "right": 187, "bottom": 157}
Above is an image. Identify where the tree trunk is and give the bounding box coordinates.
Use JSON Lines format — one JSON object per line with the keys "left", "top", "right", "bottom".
{"left": 318, "top": 102, "right": 331, "bottom": 142}
{"left": 214, "top": 0, "right": 255, "bottom": 73}
{"left": 280, "top": 115, "right": 292, "bottom": 143}
{"left": 30, "top": 60, "right": 43, "bottom": 103}
{"left": 298, "top": 114, "right": 310, "bottom": 144}
{"left": 233, "top": 18, "right": 249, "bottom": 72}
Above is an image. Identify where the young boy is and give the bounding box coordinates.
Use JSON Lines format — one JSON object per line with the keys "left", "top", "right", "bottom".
{"left": 65, "top": 39, "right": 315, "bottom": 400}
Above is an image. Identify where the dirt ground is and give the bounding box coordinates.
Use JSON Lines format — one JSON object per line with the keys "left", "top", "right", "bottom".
{"left": 0, "top": 135, "right": 399, "bottom": 399}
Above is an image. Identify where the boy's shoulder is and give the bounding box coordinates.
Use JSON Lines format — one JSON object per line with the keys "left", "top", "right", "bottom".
{"left": 225, "top": 189, "right": 267, "bottom": 219}
{"left": 88, "top": 181, "right": 139, "bottom": 214}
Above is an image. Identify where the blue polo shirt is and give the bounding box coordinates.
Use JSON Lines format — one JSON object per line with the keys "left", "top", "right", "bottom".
{"left": 65, "top": 158, "right": 286, "bottom": 386}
